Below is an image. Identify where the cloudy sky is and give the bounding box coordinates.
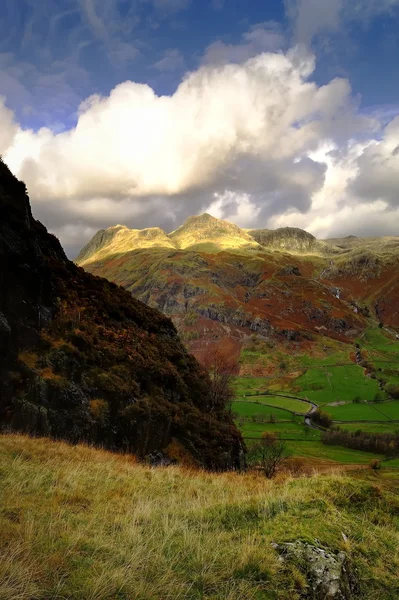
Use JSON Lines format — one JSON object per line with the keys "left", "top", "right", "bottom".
{"left": 1, "top": 0, "right": 399, "bottom": 256}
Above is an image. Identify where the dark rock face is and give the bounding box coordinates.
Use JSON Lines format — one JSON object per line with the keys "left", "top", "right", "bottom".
{"left": 0, "top": 159, "right": 243, "bottom": 469}
{"left": 278, "top": 265, "right": 302, "bottom": 277}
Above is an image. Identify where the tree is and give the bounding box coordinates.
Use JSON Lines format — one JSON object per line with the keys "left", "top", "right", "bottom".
{"left": 312, "top": 408, "right": 333, "bottom": 429}
{"left": 248, "top": 432, "right": 291, "bottom": 479}
{"left": 353, "top": 396, "right": 362, "bottom": 404}
{"left": 203, "top": 347, "right": 240, "bottom": 413}
{"left": 374, "top": 392, "right": 383, "bottom": 403}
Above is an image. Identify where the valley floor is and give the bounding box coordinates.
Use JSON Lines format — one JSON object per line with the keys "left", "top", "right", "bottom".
{"left": 233, "top": 326, "right": 399, "bottom": 466}
{"left": 0, "top": 434, "right": 399, "bottom": 599}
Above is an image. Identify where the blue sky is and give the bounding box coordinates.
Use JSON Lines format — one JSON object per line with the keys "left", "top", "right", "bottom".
{"left": 1, "top": 0, "right": 399, "bottom": 255}
{"left": 2, "top": 0, "right": 399, "bottom": 129}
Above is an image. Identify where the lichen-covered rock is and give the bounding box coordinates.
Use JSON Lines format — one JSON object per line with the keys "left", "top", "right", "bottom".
{"left": 273, "top": 541, "right": 359, "bottom": 599}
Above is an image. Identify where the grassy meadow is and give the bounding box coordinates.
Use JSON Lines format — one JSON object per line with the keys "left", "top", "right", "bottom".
{"left": 1, "top": 434, "right": 399, "bottom": 600}
{"left": 233, "top": 327, "right": 399, "bottom": 464}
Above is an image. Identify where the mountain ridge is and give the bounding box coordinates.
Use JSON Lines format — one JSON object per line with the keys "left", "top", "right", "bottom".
{"left": 76, "top": 214, "right": 399, "bottom": 363}
{"left": 76, "top": 213, "right": 344, "bottom": 266}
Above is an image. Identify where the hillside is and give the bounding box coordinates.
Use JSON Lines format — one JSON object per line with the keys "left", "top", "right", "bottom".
{"left": 0, "top": 159, "right": 242, "bottom": 469}
{"left": 76, "top": 215, "right": 399, "bottom": 363}
{"left": 1, "top": 434, "right": 399, "bottom": 600}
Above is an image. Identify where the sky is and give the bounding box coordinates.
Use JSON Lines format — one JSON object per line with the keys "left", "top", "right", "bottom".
{"left": 1, "top": 0, "right": 399, "bottom": 257}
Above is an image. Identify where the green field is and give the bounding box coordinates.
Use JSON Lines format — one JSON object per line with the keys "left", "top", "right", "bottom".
{"left": 294, "top": 364, "right": 384, "bottom": 405}
{"left": 234, "top": 395, "right": 311, "bottom": 414}
{"left": 251, "top": 395, "right": 311, "bottom": 413}
{"left": 361, "top": 327, "right": 399, "bottom": 357}
{"left": 231, "top": 401, "right": 293, "bottom": 420}
{"left": 241, "top": 420, "right": 320, "bottom": 441}
{"left": 233, "top": 376, "right": 269, "bottom": 396}
{"left": 324, "top": 400, "right": 399, "bottom": 422}
{"left": 340, "top": 422, "right": 399, "bottom": 434}
{"left": 290, "top": 441, "right": 390, "bottom": 465}
{"left": 235, "top": 327, "right": 399, "bottom": 465}
{"left": 324, "top": 402, "right": 391, "bottom": 421}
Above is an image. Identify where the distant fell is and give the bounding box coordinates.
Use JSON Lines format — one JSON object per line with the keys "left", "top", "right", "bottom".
{"left": 76, "top": 214, "right": 336, "bottom": 266}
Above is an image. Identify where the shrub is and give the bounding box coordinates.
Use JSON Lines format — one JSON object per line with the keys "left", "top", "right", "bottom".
{"left": 247, "top": 432, "right": 291, "bottom": 479}
{"left": 312, "top": 408, "right": 332, "bottom": 429}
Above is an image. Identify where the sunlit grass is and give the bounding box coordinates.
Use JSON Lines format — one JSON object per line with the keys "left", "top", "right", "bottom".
{"left": 1, "top": 435, "right": 399, "bottom": 599}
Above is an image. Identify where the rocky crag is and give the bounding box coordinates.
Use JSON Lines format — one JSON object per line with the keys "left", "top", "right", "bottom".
{"left": 0, "top": 159, "right": 242, "bottom": 469}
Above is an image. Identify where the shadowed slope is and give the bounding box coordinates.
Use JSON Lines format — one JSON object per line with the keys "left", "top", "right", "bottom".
{"left": 0, "top": 158, "right": 243, "bottom": 468}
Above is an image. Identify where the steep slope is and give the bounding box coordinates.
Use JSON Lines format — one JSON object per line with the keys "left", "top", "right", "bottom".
{"left": 76, "top": 224, "right": 176, "bottom": 266}
{"left": 0, "top": 158, "right": 242, "bottom": 469}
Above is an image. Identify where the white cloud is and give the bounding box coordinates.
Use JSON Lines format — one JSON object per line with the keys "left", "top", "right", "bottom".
{"left": 350, "top": 116, "right": 399, "bottom": 207}
{"left": 1, "top": 45, "right": 396, "bottom": 256}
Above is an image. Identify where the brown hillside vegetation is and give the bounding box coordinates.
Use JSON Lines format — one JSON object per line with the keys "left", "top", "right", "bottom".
{"left": 76, "top": 216, "right": 399, "bottom": 363}
{"left": 0, "top": 158, "right": 242, "bottom": 468}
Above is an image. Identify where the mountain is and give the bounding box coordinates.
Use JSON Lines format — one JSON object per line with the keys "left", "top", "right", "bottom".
{"left": 0, "top": 158, "right": 242, "bottom": 469}
{"left": 169, "top": 213, "right": 261, "bottom": 252}
{"left": 75, "top": 214, "right": 398, "bottom": 365}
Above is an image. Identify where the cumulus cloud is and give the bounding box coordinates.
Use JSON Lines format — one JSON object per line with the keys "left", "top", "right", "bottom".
{"left": 1, "top": 44, "right": 395, "bottom": 257}
{"left": 350, "top": 117, "right": 399, "bottom": 207}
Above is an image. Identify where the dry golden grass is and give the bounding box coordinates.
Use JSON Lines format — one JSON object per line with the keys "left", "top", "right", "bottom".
{"left": 0, "top": 434, "right": 398, "bottom": 599}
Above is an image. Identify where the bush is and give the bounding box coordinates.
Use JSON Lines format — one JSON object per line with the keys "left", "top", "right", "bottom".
{"left": 370, "top": 459, "right": 381, "bottom": 471}
{"left": 386, "top": 384, "right": 399, "bottom": 400}
{"left": 247, "top": 432, "right": 291, "bottom": 478}
{"left": 311, "top": 409, "right": 332, "bottom": 429}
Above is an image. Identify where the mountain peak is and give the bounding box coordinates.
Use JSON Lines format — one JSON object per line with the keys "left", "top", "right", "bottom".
{"left": 169, "top": 213, "right": 261, "bottom": 252}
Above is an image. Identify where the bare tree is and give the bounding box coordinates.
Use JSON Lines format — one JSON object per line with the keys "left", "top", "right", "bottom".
{"left": 248, "top": 432, "right": 290, "bottom": 479}
{"left": 203, "top": 347, "right": 239, "bottom": 413}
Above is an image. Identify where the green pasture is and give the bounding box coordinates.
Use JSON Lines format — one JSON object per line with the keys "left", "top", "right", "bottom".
{"left": 340, "top": 422, "right": 399, "bottom": 435}
{"left": 291, "top": 441, "right": 386, "bottom": 464}
{"left": 233, "top": 376, "right": 269, "bottom": 396}
{"left": 237, "top": 395, "right": 311, "bottom": 414}
{"left": 374, "top": 400, "right": 399, "bottom": 420}
{"left": 240, "top": 420, "right": 320, "bottom": 441}
{"left": 323, "top": 402, "right": 390, "bottom": 421}
{"left": 231, "top": 401, "right": 293, "bottom": 420}
{"left": 294, "top": 364, "right": 384, "bottom": 405}
{"left": 360, "top": 327, "right": 399, "bottom": 357}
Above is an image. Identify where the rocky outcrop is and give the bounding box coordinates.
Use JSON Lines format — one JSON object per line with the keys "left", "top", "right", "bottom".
{"left": 248, "top": 227, "right": 337, "bottom": 255}
{"left": 0, "top": 158, "right": 243, "bottom": 469}
{"left": 273, "top": 541, "right": 359, "bottom": 599}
